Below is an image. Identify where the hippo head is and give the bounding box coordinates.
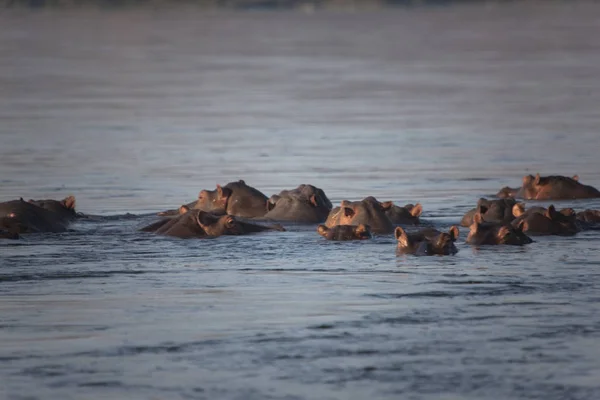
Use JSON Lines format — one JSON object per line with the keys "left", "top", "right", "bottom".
{"left": 196, "top": 185, "right": 232, "bottom": 215}
{"left": 265, "top": 184, "right": 332, "bottom": 223}
{"left": 496, "top": 186, "right": 520, "bottom": 199}
{"left": 335, "top": 197, "right": 393, "bottom": 234}
{"left": 196, "top": 211, "right": 240, "bottom": 236}
{"left": 317, "top": 224, "right": 371, "bottom": 241}
{"left": 395, "top": 226, "right": 459, "bottom": 255}
{"left": 521, "top": 174, "right": 541, "bottom": 199}
{"left": 28, "top": 195, "right": 77, "bottom": 220}
{"left": 468, "top": 213, "right": 532, "bottom": 245}
{"left": 381, "top": 201, "right": 423, "bottom": 225}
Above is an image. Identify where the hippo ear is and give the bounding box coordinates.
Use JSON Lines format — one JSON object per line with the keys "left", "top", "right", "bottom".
{"left": 216, "top": 187, "right": 232, "bottom": 208}
{"left": 178, "top": 205, "right": 190, "bottom": 215}
{"left": 448, "top": 226, "right": 459, "bottom": 241}
{"left": 343, "top": 207, "right": 355, "bottom": 218}
{"left": 356, "top": 224, "right": 368, "bottom": 233}
{"left": 317, "top": 225, "right": 328, "bottom": 237}
{"left": 516, "top": 219, "right": 526, "bottom": 232}
{"left": 410, "top": 203, "right": 423, "bottom": 217}
{"left": 394, "top": 227, "right": 409, "bottom": 247}
{"left": 309, "top": 194, "right": 318, "bottom": 207}
{"left": 266, "top": 200, "right": 276, "bottom": 212}
{"left": 340, "top": 200, "right": 351, "bottom": 207}
{"left": 61, "top": 196, "right": 76, "bottom": 210}
{"left": 512, "top": 203, "right": 525, "bottom": 217}
{"left": 380, "top": 201, "right": 393, "bottom": 211}
{"left": 224, "top": 216, "right": 236, "bottom": 228}
{"left": 473, "top": 212, "right": 483, "bottom": 225}
{"left": 497, "top": 226, "right": 511, "bottom": 239}
{"left": 572, "top": 175, "right": 579, "bottom": 182}
{"left": 238, "top": 180, "right": 246, "bottom": 185}
{"left": 545, "top": 205, "right": 557, "bottom": 220}
{"left": 534, "top": 173, "right": 541, "bottom": 185}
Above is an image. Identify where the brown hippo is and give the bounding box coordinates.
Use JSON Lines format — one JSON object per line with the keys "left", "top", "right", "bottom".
{"left": 0, "top": 198, "right": 70, "bottom": 234}
{"left": 141, "top": 209, "right": 284, "bottom": 239}
{"left": 195, "top": 180, "right": 269, "bottom": 218}
{"left": 317, "top": 224, "right": 372, "bottom": 241}
{"left": 511, "top": 204, "right": 580, "bottom": 236}
{"left": 325, "top": 197, "right": 394, "bottom": 234}
{"left": 264, "top": 184, "right": 332, "bottom": 223}
{"left": 498, "top": 174, "right": 600, "bottom": 200}
{"left": 460, "top": 198, "right": 517, "bottom": 227}
{"left": 576, "top": 209, "right": 600, "bottom": 223}
{"left": 395, "top": 226, "right": 459, "bottom": 256}
{"left": 496, "top": 186, "right": 521, "bottom": 199}
{"left": 381, "top": 202, "right": 423, "bottom": 225}
{"left": 466, "top": 213, "right": 532, "bottom": 246}
{"left": 27, "top": 196, "right": 78, "bottom": 221}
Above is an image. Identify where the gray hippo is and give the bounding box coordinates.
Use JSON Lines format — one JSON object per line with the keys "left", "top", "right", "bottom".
{"left": 466, "top": 213, "right": 532, "bottom": 246}
{"left": 317, "top": 224, "right": 372, "bottom": 241}
{"left": 141, "top": 209, "right": 284, "bottom": 238}
{"left": 395, "top": 226, "right": 459, "bottom": 256}
{"left": 325, "top": 197, "right": 394, "bottom": 234}
{"left": 264, "top": 184, "right": 332, "bottom": 223}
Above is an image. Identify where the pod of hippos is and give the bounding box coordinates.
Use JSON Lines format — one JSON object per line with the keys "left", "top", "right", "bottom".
{"left": 2, "top": 174, "right": 600, "bottom": 257}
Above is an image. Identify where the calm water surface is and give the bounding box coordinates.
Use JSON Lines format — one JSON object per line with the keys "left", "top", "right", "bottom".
{"left": 2, "top": 2, "right": 600, "bottom": 399}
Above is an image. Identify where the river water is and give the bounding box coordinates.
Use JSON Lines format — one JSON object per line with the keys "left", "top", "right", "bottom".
{"left": 2, "top": 2, "right": 600, "bottom": 399}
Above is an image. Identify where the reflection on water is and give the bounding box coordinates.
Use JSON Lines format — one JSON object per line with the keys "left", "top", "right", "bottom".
{"left": 2, "top": 2, "right": 600, "bottom": 399}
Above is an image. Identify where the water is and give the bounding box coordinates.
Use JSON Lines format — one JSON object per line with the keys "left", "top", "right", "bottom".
{"left": 2, "top": 2, "right": 600, "bottom": 399}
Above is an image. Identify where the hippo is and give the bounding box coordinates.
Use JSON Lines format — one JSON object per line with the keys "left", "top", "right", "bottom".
{"left": 395, "top": 226, "right": 459, "bottom": 256}
{"left": 264, "top": 184, "right": 332, "bottom": 223}
{"left": 325, "top": 197, "right": 394, "bottom": 234}
{"left": 381, "top": 202, "right": 423, "bottom": 225}
{"left": 460, "top": 198, "right": 517, "bottom": 227}
{"left": 511, "top": 204, "right": 580, "bottom": 236}
{"left": 498, "top": 174, "right": 600, "bottom": 200}
{"left": 0, "top": 198, "right": 70, "bottom": 234}
{"left": 466, "top": 213, "right": 532, "bottom": 246}
{"left": 496, "top": 186, "right": 521, "bottom": 199}
{"left": 576, "top": 209, "right": 600, "bottom": 223}
{"left": 195, "top": 180, "right": 269, "bottom": 218}
{"left": 317, "top": 224, "right": 372, "bottom": 241}
{"left": 158, "top": 180, "right": 269, "bottom": 218}
{"left": 27, "top": 196, "right": 78, "bottom": 221}
{"left": 141, "top": 209, "right": 284, "bottom": 239}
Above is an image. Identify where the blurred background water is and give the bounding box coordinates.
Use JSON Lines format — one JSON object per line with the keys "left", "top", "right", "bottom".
{"left": 2, "top": 2, "right": 600, "bottom": 399}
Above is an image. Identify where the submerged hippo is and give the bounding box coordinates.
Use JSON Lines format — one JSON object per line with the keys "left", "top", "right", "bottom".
{"left": 381, "top": 202, "right": 423, "bottom": 225}
{"left": 497, "top": 174, "right": 600, "bottom": 200}
{"left": 460, "top": 198, "right": 517, "bottom": 227}
{"left": 264, "top": 184, "right": 332, "bottom": 223}
{"left": 466, "top": 213, "right": 532, "bottom": 246}
{"left": 496, "top": 186, "right": 521, "bottom": 199}
{"left": 576, "top": 209, "right": 600, "bottom": 223}
{"left": 395, "top": 226, "right": 459, "bottom": 256}
{"left": 0, "top": 198, "right": 71, "bottom": 234}
{"left": 511, "top": 204, "right": 580, "bottom": 236}
{"left": 317, "top": 224, "right": 372, "bottom": 241}
{"left": 325, "top": 197, "right": 394, "bottom": 234}
{"left": 141, "top": 209, "right": 284, "bottom": 239}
